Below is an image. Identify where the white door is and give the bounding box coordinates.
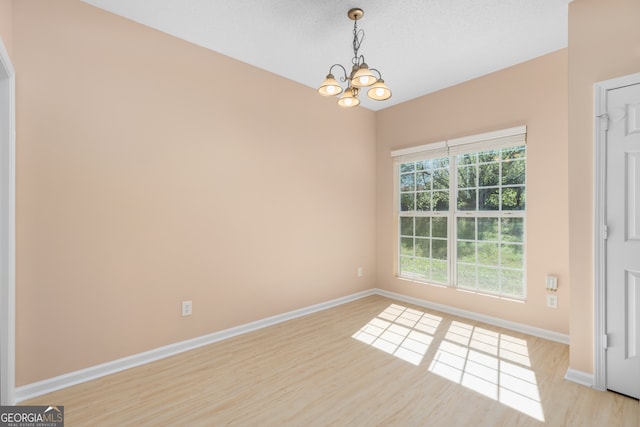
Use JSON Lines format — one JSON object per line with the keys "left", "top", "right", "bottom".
{"left": 606, "top": 82, "right": 640, "bottom": 399}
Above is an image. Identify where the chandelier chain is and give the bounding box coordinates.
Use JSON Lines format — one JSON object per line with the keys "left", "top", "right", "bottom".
{"left": 351, "top": 19, "right": 365, "bottom": 68}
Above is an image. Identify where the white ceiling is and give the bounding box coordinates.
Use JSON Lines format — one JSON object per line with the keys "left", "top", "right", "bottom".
{"left": 81, "top": 0, "right": 571, "bottom": 111}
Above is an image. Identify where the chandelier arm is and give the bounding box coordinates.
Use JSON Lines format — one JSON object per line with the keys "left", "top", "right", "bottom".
{"left": 328, "top": 63, "right": 349, "bottom": 82}
{"left": 369, "top": 68, "right": 383, "bottom": 79}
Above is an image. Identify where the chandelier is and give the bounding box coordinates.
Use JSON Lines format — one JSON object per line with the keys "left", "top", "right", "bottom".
{"left": 318, "top": 8, "right": 392, "bottom": 108}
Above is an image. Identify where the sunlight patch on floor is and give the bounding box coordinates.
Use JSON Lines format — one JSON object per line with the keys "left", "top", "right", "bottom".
{"left": 428, "top": 321, "right": 545, "bottom": 422}
{"left": 352, "top": 304, "right": 442, "bottom": 365}
{"left": 353, "top": 306, "right": 545, "bottom": 422}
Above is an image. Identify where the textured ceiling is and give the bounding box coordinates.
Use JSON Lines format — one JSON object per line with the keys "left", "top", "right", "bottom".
{"left": 81, "top": 0, "right": 571, "bottom": 111}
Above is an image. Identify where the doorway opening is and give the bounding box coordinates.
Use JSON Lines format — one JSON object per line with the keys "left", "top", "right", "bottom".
{"left": 0, "top": 36, "right": 16, "bottom": 405}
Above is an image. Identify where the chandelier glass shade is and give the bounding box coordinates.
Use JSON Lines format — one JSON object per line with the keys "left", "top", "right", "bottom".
{"left": 318, "top": 8, "right": 391, "bottom": 108}
{"left": 318, "top": 74, "right": 343, "bottom": 96}
{"left": 338, "top": 87, "right": 360, "bottom": 108}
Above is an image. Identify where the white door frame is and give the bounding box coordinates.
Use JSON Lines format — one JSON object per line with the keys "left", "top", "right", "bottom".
{"left": 0, "top": 36, "right": 16, "bottom": 405}
{"left": 593, "top": 71, "right": 640, "bottom": 391}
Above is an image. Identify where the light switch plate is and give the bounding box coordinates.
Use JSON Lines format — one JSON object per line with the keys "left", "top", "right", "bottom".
{"left": 182, "top": 300, "right": 192, "bottom": 316}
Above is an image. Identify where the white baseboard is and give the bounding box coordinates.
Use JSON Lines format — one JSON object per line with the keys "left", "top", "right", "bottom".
{"left": 15, "top": 289, "right": 376, "bottom": 402}
{"left": 564, "top": 368, "right": 594, "bottom": 388}
{"left": 373, "top": 288, "right": 570, "bottom": 344}
{"left": 16, "top": 287, "right": 573, "bottom": 401}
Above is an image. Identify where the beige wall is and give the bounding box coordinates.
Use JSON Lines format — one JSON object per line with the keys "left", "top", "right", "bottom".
{"left": 375, "top": 50, "right": 570, "bottom": 334}
{"left": 567, "top": 0, "right": 640, "bottom": 372}
{"left": 13, "top": 0, "right": 376, "bottom": 385}
{"left": 0, "top": 0, "right": 12, "bottom": 56}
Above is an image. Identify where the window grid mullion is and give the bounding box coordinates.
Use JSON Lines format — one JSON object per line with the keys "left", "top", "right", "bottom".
{"left": 450, "top": 154, "right": 457, "bottom": 288}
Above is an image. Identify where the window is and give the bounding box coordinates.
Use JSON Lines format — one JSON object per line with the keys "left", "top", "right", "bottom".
{"left": 399, "top": 157, "right": 451, "bottom": 284}
{"left": 394, "top": 127, "right": 526, "bottom": 299}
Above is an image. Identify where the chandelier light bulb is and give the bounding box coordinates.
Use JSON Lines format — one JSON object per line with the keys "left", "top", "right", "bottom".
{"left": 318, "top": 74, "right": 343, "bottom": 97}
{"left": 367, "top": 79, "right": 392, "bottom": 101}
{"left": 338, "top": 88, "right": 360, "bottom": 108}
{"left": 352, "top": 64, "right": 377, "bottom": 88}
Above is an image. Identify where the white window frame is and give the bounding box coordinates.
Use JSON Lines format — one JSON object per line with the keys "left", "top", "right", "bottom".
{"left": 392, "top": 126, "right": 527, "bottom": 299}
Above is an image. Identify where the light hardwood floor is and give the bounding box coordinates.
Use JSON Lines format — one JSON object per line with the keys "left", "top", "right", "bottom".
{"left": 23, "top": 295, "right": 639, "bottom": 426}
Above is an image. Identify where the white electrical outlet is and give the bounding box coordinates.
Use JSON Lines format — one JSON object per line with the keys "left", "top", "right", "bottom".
{"left": 546, "top": 295, "right": 558, "bottom": 309}
{"left": 182, "top": 300, "right": 193, "bottom": 316}
{"left": 357, "top": 267, "right": 363, "bottom": 277}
